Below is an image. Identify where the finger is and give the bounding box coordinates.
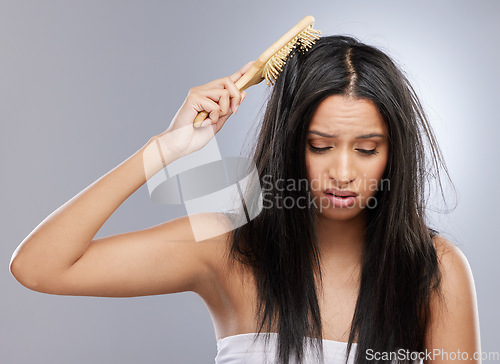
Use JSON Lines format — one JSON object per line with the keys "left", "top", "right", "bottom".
{"left": 221, "top": 76, "right": 242, "bottom": 113}
{"left": 186, "top": 93, "right": 221, "bottom": 126}
{"left": 196, "top": 88, "right": 232, "bottom": 116}
{"left": 195, "top": 61, "right": 254, "bottom": 114}
{"left": 229, "top": 60, "right": 255, "bottom": 83}
{"left": 227, "top": 61, "right": 254, "bottom": 111}
{"left": 196, "top": 61, "right": 254, "bottom": 91}
{"left": 218, "top": 89, "right": 231, "bottom": 116}
{"left": 207, "top": 107, "right": 220, "bottom": 124}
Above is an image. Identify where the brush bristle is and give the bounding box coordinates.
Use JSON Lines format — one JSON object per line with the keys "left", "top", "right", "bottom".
{"left": 263, "top": 25, "right": 321, "bottom": 86}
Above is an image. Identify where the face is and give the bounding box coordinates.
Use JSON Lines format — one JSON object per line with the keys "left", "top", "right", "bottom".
{"left": 305, "top": 95, "right": 389, "bottom": 221}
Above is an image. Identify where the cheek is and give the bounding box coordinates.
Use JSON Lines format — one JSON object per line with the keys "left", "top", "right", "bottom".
{"left": 305, "top": 155, "right": 323, "bottom": 178}
{"left": 375, "top": 152, "right": 389, "bottom": 178}
{"left": 305, "top": 154, "right": 325, "bottom": 193}
{"left": 360, "top": 154, "right": 388, "bottom": 192}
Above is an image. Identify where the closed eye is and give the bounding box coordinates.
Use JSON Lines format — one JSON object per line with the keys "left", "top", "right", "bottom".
{"left": 356, "top": 148, "right": 378, "bottom": 155}
{"left": 308, "top": 146, "right": 331, "bottom": 153}
{"left": 308, "top": 146, "right": 378, "bottom": 155}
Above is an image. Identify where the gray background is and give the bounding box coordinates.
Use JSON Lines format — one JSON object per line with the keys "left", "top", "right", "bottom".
{"left": 1, "top": 1, "right": 498, "bottom": 363}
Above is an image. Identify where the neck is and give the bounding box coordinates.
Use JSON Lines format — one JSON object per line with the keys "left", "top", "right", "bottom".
{"left": 315, "top": 211, "right": 366, "bottom": 267}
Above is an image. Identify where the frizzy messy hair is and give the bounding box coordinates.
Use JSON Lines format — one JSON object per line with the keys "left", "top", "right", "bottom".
{"left": 222, "top": 35, "right": 452, "bottom": 364}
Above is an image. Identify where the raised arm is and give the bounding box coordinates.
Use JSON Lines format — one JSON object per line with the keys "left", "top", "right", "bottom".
{"left": 9, "top": 61, "right": 253, "bottom": 297}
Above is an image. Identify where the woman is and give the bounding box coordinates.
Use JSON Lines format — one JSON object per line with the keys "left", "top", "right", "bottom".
{"left": 10, "top": 36, "right": 480, "bottom": 363}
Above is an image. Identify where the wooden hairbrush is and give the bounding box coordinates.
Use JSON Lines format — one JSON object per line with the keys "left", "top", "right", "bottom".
{"left": 193, "top": 15, "right": 321, "bottom": 128}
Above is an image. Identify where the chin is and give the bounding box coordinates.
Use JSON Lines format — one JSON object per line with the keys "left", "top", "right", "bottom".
{"left": 317, "top": 207, "right": 365, "bottom": 222}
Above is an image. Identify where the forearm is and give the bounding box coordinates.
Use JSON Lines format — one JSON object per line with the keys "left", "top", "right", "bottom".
{"left": 10, "top": 135, "right": 177, "bottom": 285}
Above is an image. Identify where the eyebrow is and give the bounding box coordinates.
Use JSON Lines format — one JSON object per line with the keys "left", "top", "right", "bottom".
{"left": 307, "top": 131, "right": 386, "bottom": 139}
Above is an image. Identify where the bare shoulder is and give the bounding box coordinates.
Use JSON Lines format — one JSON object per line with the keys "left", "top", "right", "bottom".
{"left": 426, "top": 235, "right": 481, "bottom": 359}
{"left": 432, "top": 235, "right": 475, "bottom": 294}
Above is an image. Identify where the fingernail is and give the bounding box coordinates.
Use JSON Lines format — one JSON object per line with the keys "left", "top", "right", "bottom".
{"left": 234, "top": 105, "right": 239, "bottom": 114}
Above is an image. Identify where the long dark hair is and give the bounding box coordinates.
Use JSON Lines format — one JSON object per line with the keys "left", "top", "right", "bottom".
{"left": 223, "top": 35, "right": 451, "bottom": 364}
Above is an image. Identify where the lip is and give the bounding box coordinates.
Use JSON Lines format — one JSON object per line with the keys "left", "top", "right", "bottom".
{"left": 323, "top": 192, "right": 357, "bottom": 208}
{"left": 324, "top": 188, "right": 358, "bottom": 197}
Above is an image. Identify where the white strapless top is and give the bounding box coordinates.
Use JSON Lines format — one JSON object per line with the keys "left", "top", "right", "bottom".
{"left": 215, "top": 332, "right": 425, "bottom": 363}
{"left": 215, "top": 332, "right": 356, "bottom": 364}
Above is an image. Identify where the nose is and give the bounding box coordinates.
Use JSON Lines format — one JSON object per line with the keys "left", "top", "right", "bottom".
{"left": 328, "top": 151, "right": 356, "bottom": 188}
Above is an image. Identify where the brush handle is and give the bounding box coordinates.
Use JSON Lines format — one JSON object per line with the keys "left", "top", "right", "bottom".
{"left": 192, "top": 61, "right": 266, "bottom": 128}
